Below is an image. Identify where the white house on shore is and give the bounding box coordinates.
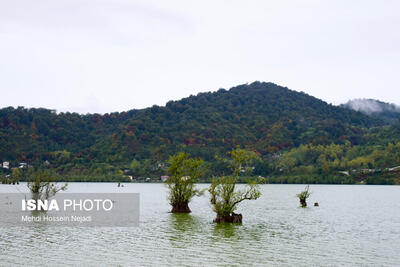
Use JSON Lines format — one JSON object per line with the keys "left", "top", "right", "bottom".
{"left": 19, "top": 163, "right": 27, "bottom": 169}
{"left": 2, "top": 162, "right": 9, "bottom": 169}
{"left": 388, "top": 166, "right": 400, "bottom": 172}
{"left": 160, "top": 175, "right": 169, "bottom": 182}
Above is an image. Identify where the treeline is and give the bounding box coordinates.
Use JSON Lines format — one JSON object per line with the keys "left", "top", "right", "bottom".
{"left": 277, "top": 142, "right": 400, "bottom": 173}
{"left": 264, "top": 142, "right": 400, "bottom": 184}
{"left": 2, "top": 142, "right": 399, "bottom": 185}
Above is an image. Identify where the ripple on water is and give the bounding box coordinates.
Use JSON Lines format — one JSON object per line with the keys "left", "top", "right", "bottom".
{"left": 1, "top": 183, "right": 400, "bottom": 266}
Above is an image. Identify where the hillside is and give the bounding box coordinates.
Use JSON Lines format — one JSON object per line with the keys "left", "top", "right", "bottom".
{"left": 111, "top": 82, "right": 380, "bottom": 160}
{"left": 342, "top": 99, "right": 400, "bottom": 124}
{"left": 1, "top": 82, "right": 378, "bottom": 162}
{"left": 3, "top": 81, "right": 399, "bottom": 184}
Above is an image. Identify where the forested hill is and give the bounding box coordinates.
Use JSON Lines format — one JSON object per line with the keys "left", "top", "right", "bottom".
{"left": 0, "top": 82, "right": 381, "bottom": 168}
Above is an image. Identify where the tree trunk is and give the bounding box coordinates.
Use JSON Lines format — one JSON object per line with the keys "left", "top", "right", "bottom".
{"left": 171, "top": 202, "right": 191, "bottom": 213}
{"left": 300, "top": 199, "right": 307, "bottom": 207}
{"left": 213, "top": 212, "right": 242, "bottom": 223}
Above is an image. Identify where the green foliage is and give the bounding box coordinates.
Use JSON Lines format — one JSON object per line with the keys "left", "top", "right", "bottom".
{"left": 366, "top": 175, "right": 395, "bottom": 185}
{"left": 11, "top": 168, "right": 22, "bottom": 181}
{"left": 166, "top": 152, "right": 204, "bottom": 207}
{"left": 27, "top": 169, "right": 68, "bottom": 201}
{"left": 130, "top": 159, "right": 141, "bottom": 174}
{"left": 276, "top": 142, "right": 400, "bottom": 184}
{"left": 0, "top": 82, "right": 398, "bottom": 184}
{"left": 210, "top": 176, "right": 260, "bottom": 218}
{"left": 129, "top": 159, "right": 153, "bottom": 177}
{"left": 0, "top": 82, "right": 378, "bottom": 168}
{"left": 209, "top": 148, "right": 261, "bottom": 219}
{"left": 229, "top": 146, "right": 258, "bottom": 176}
{"left": 297, "top": 185, "right": 311, "bottom": 203}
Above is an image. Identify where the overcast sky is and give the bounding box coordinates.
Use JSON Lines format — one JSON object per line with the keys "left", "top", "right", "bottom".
{"left": 1, "top": 0, "right": 399, "bottom": 114}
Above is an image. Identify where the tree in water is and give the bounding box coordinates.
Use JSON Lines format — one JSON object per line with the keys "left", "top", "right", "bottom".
{"left": 209, "top": 147, "right": 261, "bottom": 223}
{"left": 297, "top": 185, "right": 311, "bottom": 207}
{"left": 27, "top": 169, "right": 68, "bottom": 203}
{"left": 12, "top": 168, "right": 22, "bottom": 184}
{"left": 167, "top": 152, "right": 204, "bottom": 213}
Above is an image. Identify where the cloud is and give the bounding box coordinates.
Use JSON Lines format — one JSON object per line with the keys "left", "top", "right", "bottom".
{"left": 345, "top": 99, "right": 400, "bottom": 114}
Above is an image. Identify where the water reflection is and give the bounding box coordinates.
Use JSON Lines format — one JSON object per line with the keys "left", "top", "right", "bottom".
{"left": 212, "top": 222, "right": 238, "bottom": 239}
{"left": 168, "top": 213, "right": 201, "bottom": 248}
{"left": 169, "top": 213, "right": 197, "bottom": 233}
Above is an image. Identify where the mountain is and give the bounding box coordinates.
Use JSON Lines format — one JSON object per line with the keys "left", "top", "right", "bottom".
{"left": 341, "top": 99, "right": 400, "bottom": 124}
{"left": 111, "top": 82, "right": 379, "bottom": 160}
{"left": 0, "top": 81, "right": 385, "bottom": 180}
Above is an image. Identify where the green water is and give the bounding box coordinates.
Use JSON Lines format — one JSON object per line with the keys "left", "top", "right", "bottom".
{"left": 1, "top": 183, "right": 400, "bottom": 266}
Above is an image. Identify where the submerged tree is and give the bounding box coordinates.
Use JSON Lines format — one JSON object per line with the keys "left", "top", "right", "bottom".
{"left": 297, "top": 185, "right": 311, "bottom": 207}
{"left": 27, "top": 169, "right": 68, "bottom": 202}
{"left": 11, "top": 168, "right": 22, "bottom": 184}
{"left": 167, "top": 152, "right": 204, "bottom": 213}
{"left": 209, "top": 147, "right": 261, "bottom": 223}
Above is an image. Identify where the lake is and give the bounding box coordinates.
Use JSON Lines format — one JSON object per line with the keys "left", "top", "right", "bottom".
{"left": 1, "top": 183, "right": 400, "bottom": 266}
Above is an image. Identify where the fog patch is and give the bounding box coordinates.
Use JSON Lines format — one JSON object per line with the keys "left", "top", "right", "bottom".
{"left": 343, "top": 99, "right": 400, "bottom": 115}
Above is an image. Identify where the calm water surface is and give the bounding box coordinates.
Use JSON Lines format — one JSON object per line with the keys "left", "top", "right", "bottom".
{"left": 1, "top": 183, "right": 400, "bottom": 266}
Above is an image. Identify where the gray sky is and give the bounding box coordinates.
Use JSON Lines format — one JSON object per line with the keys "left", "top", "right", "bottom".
{"left": 1, "top": 0, "right": 399, "bottom": 114}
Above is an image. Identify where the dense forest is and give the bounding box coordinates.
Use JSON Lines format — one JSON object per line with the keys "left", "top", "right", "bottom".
{"left": 1, "top": 82, "right": 399, "bottom": 184}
